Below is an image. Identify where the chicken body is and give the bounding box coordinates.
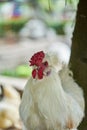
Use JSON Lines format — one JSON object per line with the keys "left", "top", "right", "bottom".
{"left": 19, "top": 53, "right": 85, "bottom": 130}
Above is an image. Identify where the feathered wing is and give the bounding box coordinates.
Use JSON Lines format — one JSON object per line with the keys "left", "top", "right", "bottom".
{"left": 59, "top": 65, "right": 85, "bottom": 129}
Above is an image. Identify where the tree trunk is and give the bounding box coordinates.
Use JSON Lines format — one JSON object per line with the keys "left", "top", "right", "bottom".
{"left": 70, "top": 0, "right": 87, "bottom": 129}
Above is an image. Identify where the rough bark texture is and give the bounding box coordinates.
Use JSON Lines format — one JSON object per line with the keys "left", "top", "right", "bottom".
{"left": 70, "top": 0, "right": 87, "bottom": 129}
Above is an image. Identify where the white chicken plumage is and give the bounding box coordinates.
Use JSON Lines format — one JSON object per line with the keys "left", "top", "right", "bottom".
{"left": 19, "top": 51, "right": 85, "bottom": 130}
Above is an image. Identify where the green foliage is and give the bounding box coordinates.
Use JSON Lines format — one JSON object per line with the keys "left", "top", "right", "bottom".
{"left": 39, "top": 0, "right": 65, "bottom": 12}
{"left": 66, "top": 0, "right": 79, "bottom": 4}
{"left": 15, "top": 64, "right": 32, "bottom": 77}
{"left": 38, "top": 0, "right": 79, "bottom": 11}
{"left": 65, "top": 0, "right": 79, "bottom": 9}
{"left": 47, "top": 21, "right": 66, "bottom": 35}
{"left": 1, "top": 64, "right": 32, "bottom": 78}
{"left": 0, "top": 18, "right": 28, "bottom": 37}
{"left": 0, "top": 0, "right": 79, "bottom": 36}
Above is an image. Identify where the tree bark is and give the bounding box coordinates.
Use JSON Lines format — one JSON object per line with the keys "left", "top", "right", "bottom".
{"left": 70, "top": 0, "right": 87, "bottom": 129}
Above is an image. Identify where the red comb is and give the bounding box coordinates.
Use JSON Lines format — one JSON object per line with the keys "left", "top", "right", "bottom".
{"left": 29, "top": 51, "right": 49, "bottom": 80}
{"left": 29, "top": 51, "right": 45, "bottom": 66}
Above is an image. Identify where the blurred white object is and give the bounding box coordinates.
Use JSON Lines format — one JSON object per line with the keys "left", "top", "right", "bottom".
{"left": 1, "top": 3, "right": 13, "bottom": 20}
{"left": 47, "top": 42, "right": 71, "bottom": 65}
{"left": 19, "top": 19, "right": 47, "bottom": 38}
{"left": 0, "top": 85, "right": 21, "bottom": 128}
{"left": 19, "top": 19, "right": 56, "bottom": 39}
{"left": 46, "top": 28, "right": 57, "bottom": 40}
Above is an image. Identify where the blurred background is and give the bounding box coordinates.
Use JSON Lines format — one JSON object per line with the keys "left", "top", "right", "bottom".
{"left": 0, "top": 0, "right": 78, "bottom": 130}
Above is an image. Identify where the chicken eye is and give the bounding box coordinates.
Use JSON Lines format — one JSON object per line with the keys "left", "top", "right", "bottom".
{"left": 0, "top": 85, "right": 4, "bottom": 101}
{"left": 43, "top": 61, "right": 48, "bottom": 67}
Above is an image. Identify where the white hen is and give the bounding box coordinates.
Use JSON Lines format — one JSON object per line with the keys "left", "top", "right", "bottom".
{"left": 19, "top": 51, "right": 85, "bottom": 130}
